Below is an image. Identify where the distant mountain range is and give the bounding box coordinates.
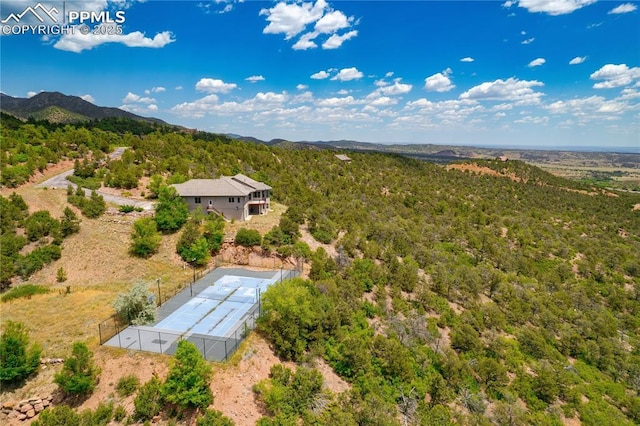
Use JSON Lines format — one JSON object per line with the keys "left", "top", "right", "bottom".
{"left": 1, "top": 92, "right": 635, "bottom": 165}
{"left": 0, "top": 91, "right": 167, "bottom": 124}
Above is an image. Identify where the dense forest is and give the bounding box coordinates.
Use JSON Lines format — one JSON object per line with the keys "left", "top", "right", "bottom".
{"left": 1, "top": 117, "right": 639, "bottom": 425}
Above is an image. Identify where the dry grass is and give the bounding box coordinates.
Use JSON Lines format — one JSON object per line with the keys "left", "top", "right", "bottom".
{"left": 1, "top": 187, "right": 196, "bottom": 359}
{"left": 0, "top": 187, "right": 70, "bottom": 217}
{"left": 224, "top": 202, "right": 286, "bottom": 238}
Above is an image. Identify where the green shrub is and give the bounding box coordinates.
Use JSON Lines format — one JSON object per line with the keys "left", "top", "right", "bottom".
{"left": 60, "top": 207, "right": 81, "bottom": 237}
{"left": 154, "top": 186, "right": 189, "bottom": 233}
{"left": 1, "top": 284, "right": 49, "bottom": 302}
{"left": 253, "top": 365, "right": 323, "bottom": 420}
{"left": 134, "top": 376, "right": 163, "bottom": 421}
{"left": 235, "top": 228, "right": 262, "bottom": 247}
{"left": 196, "top": 409, "right": 235, "bottom": 426}
{"left": 162, "top": 340, "right": 213, "bottom": 409}
{"left": 257, "top": 279, "right": 322, "bottom": 361}
{"left": 57, "top": 267, "right": 67, "bottom": 283}
{"left": 25, "top": 210, "right": 60, "bottom": 242}
{"left": 67, "top": 175, "right": 102, "bottom": 190}
{"left": 113, "top": 283, "right": 156, "bottom": 325}
{"left": 1, "top": 233, "right": 27, "bottom": 258}
{"left": 54, "top": 342, "right": 100, "bottom": 396}
{"left": 130, "top": 218, "right": 161, "bottom": 258}
{"left": 81, "top": 191, "right": 106, "bottom": 218}
{"left": 0, "top": 321, "right": 41, "bottom": 384}
{"left": 15, "top": 244, "right": 62, "bottom": 279}
{"left": 119, "top": 205, "right": 144, "bottom": 213}
{"left": 116, "top": 374, "right": 140, "bottom": 397}
{"left": 92, "top": 400, "right": 114, "bottom": 425}
{"left": 113, "top": 405, "right": 127, "bottom": 422}
{"left": 32, "top": 404, "right": 80, "bottom": 426}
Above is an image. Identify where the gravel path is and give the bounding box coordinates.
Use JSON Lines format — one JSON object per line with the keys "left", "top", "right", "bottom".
{"left": 35, "top": 148, "right": 155, "bottom": 211}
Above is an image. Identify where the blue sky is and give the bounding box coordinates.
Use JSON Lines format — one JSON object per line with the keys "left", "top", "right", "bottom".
{"left": 1, "top": 0, "right": 639, "bottom": 150}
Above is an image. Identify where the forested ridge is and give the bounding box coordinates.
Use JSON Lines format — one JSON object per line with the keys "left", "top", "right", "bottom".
{"left": 1, "top": 117, "right": 639, "bottom": 424}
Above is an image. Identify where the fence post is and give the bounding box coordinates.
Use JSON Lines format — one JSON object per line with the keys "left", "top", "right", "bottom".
{"left": 224, "top": 339, "right": 228, "bottom": 361}
{"left": 158, "top": 332, "right": 162, "bottom": 354}
{"left": 138, "top": 328, "right": 142, "bottom": 350}
{"left": 98, "top": 324, "right": 102, "bottom": 345}
{"left": 203, "top": 337, "right": 206, "bottom": 360}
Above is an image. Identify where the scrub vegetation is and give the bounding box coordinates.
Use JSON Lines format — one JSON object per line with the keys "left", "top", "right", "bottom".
{"left": 1, "top": 116, "right": 639, "bottom": 424}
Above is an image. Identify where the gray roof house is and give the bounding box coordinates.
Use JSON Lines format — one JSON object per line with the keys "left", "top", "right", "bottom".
{"left": 172, "top": 174, "right": 271, "bottom": 221}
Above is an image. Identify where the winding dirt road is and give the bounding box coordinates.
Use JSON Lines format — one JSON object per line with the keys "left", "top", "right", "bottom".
{"left": 35, "top": 147, "right": 155, "bottom": 211}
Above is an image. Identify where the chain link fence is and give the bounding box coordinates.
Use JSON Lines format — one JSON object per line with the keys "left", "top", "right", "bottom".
{"left": 100, "top": 266, "right": 300, "bottom": 361}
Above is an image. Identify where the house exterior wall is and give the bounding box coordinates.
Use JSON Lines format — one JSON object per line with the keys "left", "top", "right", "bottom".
{"left": 183, "top": 196, "right": 247, "bottom": 221}
{"left": 182, "top": 191, "right": 270, "bottom": 221}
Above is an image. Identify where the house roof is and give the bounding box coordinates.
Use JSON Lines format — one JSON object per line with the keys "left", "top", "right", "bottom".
{"left": 172, "top": 174, "right": 271, "bottom": 197}
{"left": 335, "top": 154, "right": 351, "bottom": 161}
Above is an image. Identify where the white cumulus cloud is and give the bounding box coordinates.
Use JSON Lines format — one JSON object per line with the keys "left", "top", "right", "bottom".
{"left": 608, "top": 3, "right": 637, "bottom": 14}
{"left": 311, "top": 70, "right": 330, "bottom": 80}
{"left": 122, "top": 92, "right": 140, "bottom": 103}
{"left": 259, "top": 0, "right": 358, "bottom": 50}
{"left": 54, "top": 29, "right": 175, "bottom": 53}
{"left": 171, "top": 94, "right": 220, "bottom": 118}
{"left": 195, "top": 78, "right": 238, "bottom": 93}
{"left": 314, "top": 9, "right": 351, "bottom": 33}
{"left": 316, "top": 96, "right": 359, "bottom": 107}
{"left": 245, "top": 75, "right": 266, "bottom": 83}
{"left": 521, "top": 37, "right": 535, "bottom": 44}
{"left": 424, "top": 68, "right": 455, "bottom": 92}
{"left": 459, "top": 77, "right": 544, "bottom": 104}
{"left": 296, "top": 84, "right": 309, "bottom": 90}
{"left": 322, "top": 30, "right": 358, "bottom": 49}
{"left": 569, "top": 56, "right": 587, "bottom": 65}
{"left": 590, "top": 64, "right": 640, "bottom": 89}
{"left": 515, "top": 0, "right": 597, "bottom": 15}
{"left": 80, "top": 94, "right": 96, "bottom": 103}
{"left": 460, "top": 57, "right": 474, "bottom": 62}
{"left": 260, "top": 0, "right": 328, "bottom": 39}
{"left": 122, "top": 92, "right": 156, "bottom": 104}
{"left": 144, "top": 86, "right": 167, "bottom": 95}
{"left": 528, "top": 58, "right": 546, "bottom": 67}
{"left": 371, "top": 80, "right": 413, "bottom": 97}
{"left": 331, "top": 67, "right": 363, "bottom": 82}
{"left": 293, "top": 33, "right": 318, "bottom": 50}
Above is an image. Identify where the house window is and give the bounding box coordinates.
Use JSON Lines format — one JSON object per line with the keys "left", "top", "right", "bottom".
{"left": 209, "top": 200, "right": 213, "bottom": 205}
{"left": 228, "top": 197, "right": 234, "bottom": 203}
{"left": 237, "top": 197, "right": 240, "bottom": 203}
{"left": 195, "top": 197, "right": 201, "bottom": 204}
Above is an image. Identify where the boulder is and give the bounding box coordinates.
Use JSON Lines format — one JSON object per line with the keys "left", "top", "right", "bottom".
{"left": 19, "top": 404, "right": 33, "bottom": 414}
{"left": 26, "top": 409, "right": 35, "bottom": 418}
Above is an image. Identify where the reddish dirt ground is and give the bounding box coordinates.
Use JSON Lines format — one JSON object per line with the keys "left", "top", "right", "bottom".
{"left": 3, "top": 335, "right": 350, "bottom": 426}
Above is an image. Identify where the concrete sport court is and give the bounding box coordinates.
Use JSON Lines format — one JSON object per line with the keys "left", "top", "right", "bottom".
{"left": 103, "top": 267, "right": 297, "bottom": 361}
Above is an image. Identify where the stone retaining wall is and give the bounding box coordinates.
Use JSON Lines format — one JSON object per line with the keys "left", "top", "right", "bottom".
{"left": 1, "top": 395, "right": 52, "bottom": 422}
